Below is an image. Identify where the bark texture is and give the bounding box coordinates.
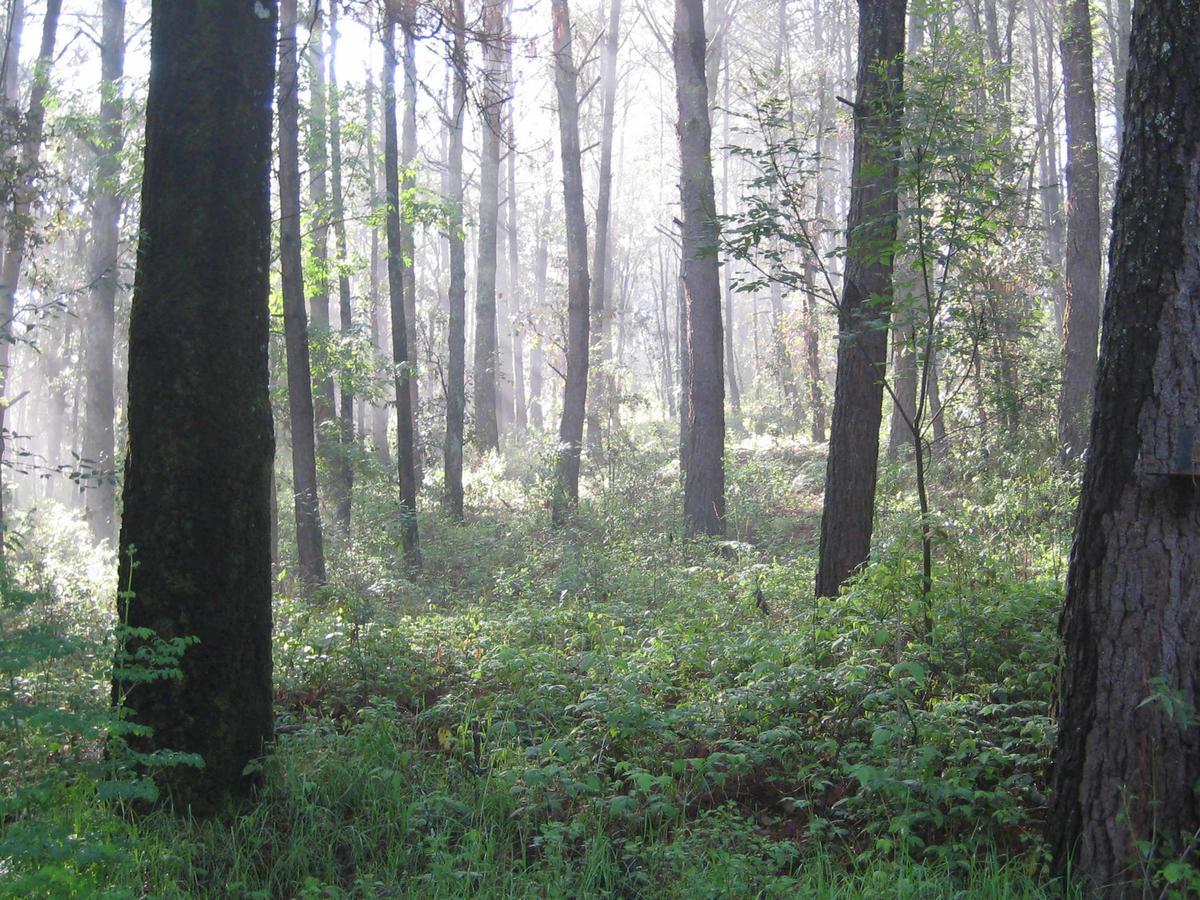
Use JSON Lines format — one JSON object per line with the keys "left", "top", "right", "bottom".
{"left": 550, "top": 0, "right": 590, "bottom": 525}
{"left": 115, "top": 0, "right": 277, "bottom": 813}
{"left": 814, "top": 0, "right": 905, "bottom": 597}
{"left": 1048, "top": 1, "right": 1200, "bottom": 892}
{"left": 674, "top": 0, "right": 724, "bottom": 537}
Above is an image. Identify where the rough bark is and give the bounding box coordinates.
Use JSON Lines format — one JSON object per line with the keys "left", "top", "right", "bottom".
{"left": 814, "top": 0, "right": 905, "bottom": 598}
{"left": 279, "top": 0, "right": 327, "bottom": 588}
{"left": 473, "top": 0, "right": 504, "bottom": 454}
{"left": 115, "top": 0, "right": 277, "bottom": 813}
{"left": 675, "top": 0, "right": 725, "bottom": 537}
{"left": 1056, "top": 0, "right": 1102, "bottom": 461}
{"left": 83, "top": 0, "right": 125, "bottom": 546}
{"left": 550, "top": 0, "right": 590, "bottom": 525}
{"left": 383, "top": 16, "right": 420, "bottom": 566}
{"left": 1048, "top": 0, "right": 1200, "bottom": 891}
{"left": 443, "top": 0, "right": 467, "bottom": 520}
{"left": 0, "top": 0, "right": 60, "bottom": 543}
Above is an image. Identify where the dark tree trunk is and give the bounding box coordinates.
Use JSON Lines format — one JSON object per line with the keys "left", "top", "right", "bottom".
{"left": 383, "top": 16, "right": 420, "bottom": 566}
{"left": 83, "top": 0, "right": 124, "bottom": 546}
{"left": 306, "top": 0, "right": 336, "bottom": 456}
{"left": 1056, "top": 0, "right": 1102, "bottom": 461}
{"left": 674, "top": 0, "right": 724, "bottom": 537}
{"left": 549, "top": 0, "right": 590, "bottom": 525}
{"left": 278, "top": 0, "right": 326, "bottom": 588}
{"left": 814, "top": 0, "right": 905, "bottom": 598}
{"left": 1048, "top": 1, "right": 1200, "bottom": 891}
{"left": 114, "top": 0, "right": 277, "bottom": 813}
{"left": 473, "top": 0, "right": 504, "bottom": 454}
{"left": 443, "top": 0, "right": 467, "bottom": 520}
{"left": 0, "top": 0, "right": 60, "bottom": 543}
{"left": 400, "top": 0, "right": 421, "bottom": 482}
{"left": 585, "top": 0, "right": 621, "bottom": 454}
{"left": 328, "top": 0, "right": 354, "bottom": 531}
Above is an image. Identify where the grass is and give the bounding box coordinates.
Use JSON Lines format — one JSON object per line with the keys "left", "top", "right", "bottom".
{"left": 0, "top": 429, "right": 1085, "bottom": 897}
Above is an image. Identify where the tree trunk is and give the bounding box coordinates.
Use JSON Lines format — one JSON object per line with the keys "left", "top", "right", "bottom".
{"left": 328, "top": 0, "right": 354, "bottom": 531}
{"left": 549, "top": 0, "right": 590, "bottom": 525}
{"left": 443, "top": 0, "right": 467, "bottom": 520}
{"left": 719, "top": 46, "right": 741, "bottom": 420}
{"left": 675, "top": 0, "right": 724, "bottom": 537}
{"left": 814, "top": 0, "right": 905, "bottom": 598}
{"left": 585, "top": 0, "right": 621, "bottom": 455}
{"left": 278, "top": 0, "right": 327, "bottom": 588}
{"left": 114, "top": 0, "right": 277, "bottom": 813}
{"left": 400, "top": 0, "right": 421, "bottom": 482}
{"left": 677, "top": 258, "right": 690, "bottom": 474}
{"left": 83, "top": 0, "right": 124, "bottom": 546}
{"left": 1048, "top": 1, "right": 1200, "bottom": 890}
{"left": 0, "top": 0, "right": 60, "bottom": 544}
{"left": 366, "top": 70, "right": 392, "bottom": 468}
{"left": 506, "top": 103, "right": 526, "bottom": 433}
{"left": 306, "top": 0, "right": 336, "bottom": 455}
{"left": 383, "top": 16, "right": 420, "bottom": 566}
{"left": 527, "top": 180, "right": 550, "bottom": 431}
{"left": 1056, "top": 0, "right": 1101, "bottom": 461}
{"left": 887, "top": 323, "right": 916, "bottom": 458}
{"left": 473, "top": 0, "right": 504, "bottom": 454}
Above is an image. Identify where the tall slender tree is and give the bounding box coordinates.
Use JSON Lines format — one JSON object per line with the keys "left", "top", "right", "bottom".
{"left": 383, "top": 14, "right": 420, "bottom": 566}
{"left": 0, "top": 0, "right": 61, "bottom": 542}
{"left": 83, "top": 0, "right": 125, "bottom": 546}
{"left": 443, "top": 0, "right": 468, "bottom": 520}
{"left": 506, "top": 103, "right": 527, "bottom": 433}
{"left": 115, "top": 0, "right": 278, "bottom": 812}
{"left": 550, "top": 0, "right": 590, "bottom": 525}
{"left": 585, "top": 0, "right": 621, "bottom": 453}
{"left": 473, "top": 0, "right": 505, "bottom": 453}
{"left": 674, "top": 0, "right": 724, "bottom": 537}
{"left": 306, "top": 0, "right": 337, "bottom": 452}
{"left": 1056, "top": 0, "right": 1102, "bottom": 461}
{"left": 399, "top": 0, "right": 421, "bottom": 480}
{"left": 328, "top": 0, "right": 355, "bottom": 531}
{"left": 1048, "top": 0, "right": 1200, "bottom": 889}
{"left": 815, "top": 0, "right": 906, "bottom": 597}
{"left": 279, "top": 0, "right": 327, "bottom": 588}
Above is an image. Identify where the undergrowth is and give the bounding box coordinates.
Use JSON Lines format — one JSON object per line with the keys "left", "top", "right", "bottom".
{"left": 0, "top": 431, "right": 1089, "bottom": 897}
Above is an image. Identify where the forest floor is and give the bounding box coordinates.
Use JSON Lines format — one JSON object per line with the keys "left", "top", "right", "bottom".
{"left": 1, "top": 426, "right": 1091, "bottom": 897}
